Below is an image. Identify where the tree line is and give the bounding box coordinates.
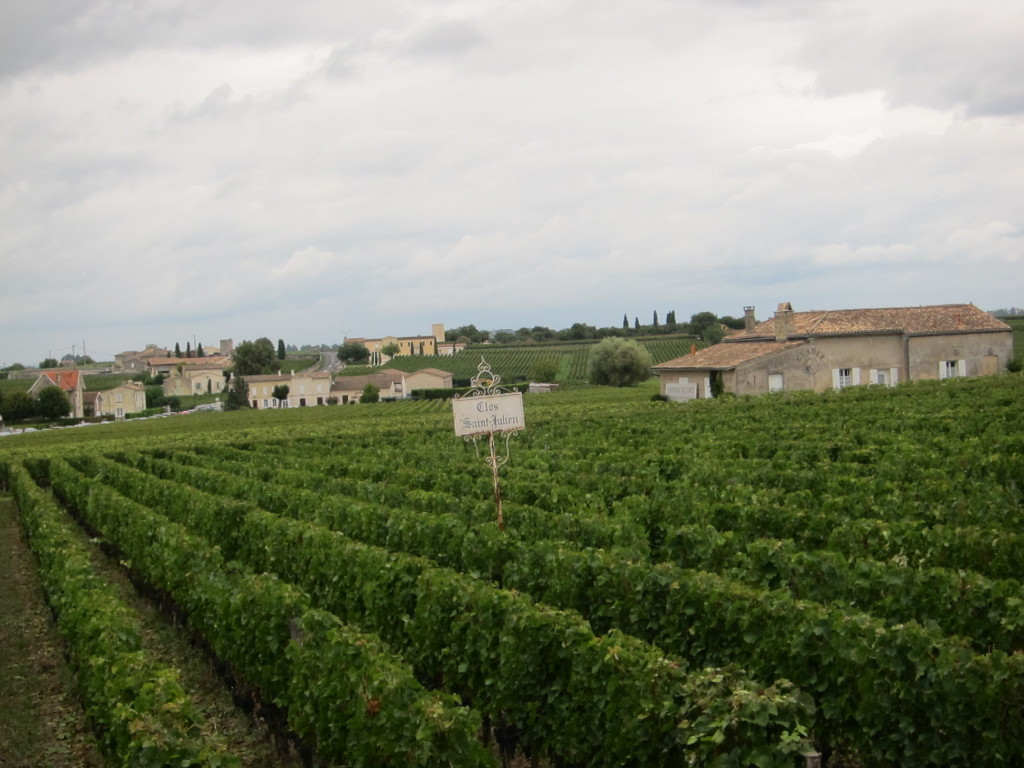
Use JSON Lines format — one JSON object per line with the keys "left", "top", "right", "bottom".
{"left": 445, "top": 311, "right": 744, "bottom": 346}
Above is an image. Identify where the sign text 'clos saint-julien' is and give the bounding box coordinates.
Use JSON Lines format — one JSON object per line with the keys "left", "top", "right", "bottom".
{"left": 452, "top": 391, "right": 525, "bottom": 437}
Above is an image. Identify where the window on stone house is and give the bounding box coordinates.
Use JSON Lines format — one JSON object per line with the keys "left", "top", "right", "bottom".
{"left": 941, "top": 360, "right": 965, "bottom": 379}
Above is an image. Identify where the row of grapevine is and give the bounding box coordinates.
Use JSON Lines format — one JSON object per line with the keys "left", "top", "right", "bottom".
{"left": 143, "top": 437, "right": 1024, "bottom": 656}
{"left": 6, "top": 372, "right": 1023, "bottom": 766}
{"left": 75, "top": 452, "right": 815, "bottom": 767}
{"left": 100, "top": 449, "right": 1024, "bottom": 765}
{"left": 44, "top": 457, "right": 495, "bottom": 768}
{"left": 5, "top": 462, "right": 239, "bottom": 768}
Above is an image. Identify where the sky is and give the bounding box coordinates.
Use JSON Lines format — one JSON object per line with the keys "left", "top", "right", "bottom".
{"left": 2, "top": 0, "right": 1022, "bottom": 366}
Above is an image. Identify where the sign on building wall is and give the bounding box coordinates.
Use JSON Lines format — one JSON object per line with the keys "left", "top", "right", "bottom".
{"left": 665, "top": 381, "right": 699, "bottom": 402}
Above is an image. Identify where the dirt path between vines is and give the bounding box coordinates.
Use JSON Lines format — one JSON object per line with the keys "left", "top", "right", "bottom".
{"left": 0, "top": 493, "right": 106, "bottom": 768}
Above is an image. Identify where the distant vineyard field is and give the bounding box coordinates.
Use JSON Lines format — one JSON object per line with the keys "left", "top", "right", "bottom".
{"left": 339, "top": 335, "right": 696, "bottom": 384}
{"left": 3, "top": 372, "right": 1023, "bottom": 766}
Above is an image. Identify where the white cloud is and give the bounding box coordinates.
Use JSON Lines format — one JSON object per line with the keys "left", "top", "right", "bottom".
{"left": 1, "top": 0, "right": 1023, "bottom": 365}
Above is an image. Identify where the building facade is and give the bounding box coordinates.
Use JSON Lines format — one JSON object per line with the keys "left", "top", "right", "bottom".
{"left": 245, "top": 372, "right": 333, "bottom": 409}
{"left": 28, "top": 370, "right": 86, "bottom": 418}
{"left": 345, "top": 324, "right": 448, "bottom": 364}
{"left": 654, "top": 303, "right": 1013, "bottom": 400}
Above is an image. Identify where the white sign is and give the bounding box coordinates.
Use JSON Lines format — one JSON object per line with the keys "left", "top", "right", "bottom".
{"left": 665, "top": 382, "right": 699, "bottom": 402}
{"left": 453, "top": 392, "right": 525, "bottom": 437}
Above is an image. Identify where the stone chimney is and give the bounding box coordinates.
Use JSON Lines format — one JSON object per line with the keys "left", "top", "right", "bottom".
{"left": 774, "top": 302, "right": 794, "bottom": 341}
{"left": 743, "top": 306, "right": 756, "bottom": 332}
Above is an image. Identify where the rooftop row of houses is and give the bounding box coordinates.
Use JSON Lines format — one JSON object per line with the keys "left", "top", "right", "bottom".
{"left": 244, "top": 368, "right": 454, "bottom": 408}
{"left": 653, "top": 302, "right": 1014, "bottom": 400}
{"left": 114, "top": 340, "right": 234, "bottom": 372}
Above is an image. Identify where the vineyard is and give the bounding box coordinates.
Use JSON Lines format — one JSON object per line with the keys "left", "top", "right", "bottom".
{"left": 337, "top": 335, "right": 697, "bottom": 384}
{"left": 2, "top": 373, "right": 1023, "bottom": 767}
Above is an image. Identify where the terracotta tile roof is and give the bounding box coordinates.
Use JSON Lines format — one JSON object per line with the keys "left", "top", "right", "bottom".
{"left": 732, "top": 303, "right": 1009, "bottom": 340}
{"left": 331, "top": 373, "right": 400, "bottom": 391}
{"left": 243, "top": 372, "right": 330, "bottom": 383}
{"left": 40, "top": 370, "right": 82, "bottom": 391}
{"left": 653, "top": 341, "right": 805, "bottom": 371}
{"left": 411, "top": 368, "right": 454, "bottom": 377}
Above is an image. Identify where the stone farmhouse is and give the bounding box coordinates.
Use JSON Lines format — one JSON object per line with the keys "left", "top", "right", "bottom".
{"left": 654, "top": 302, "right": 1013, "bottom": 401}
{"left": 162, "top": 360, "right": 230, "bottom": 398}
{"left": 28, "top": 370, "right": 86, "bottom": 418}
{"left": 83, "top": 382, "right": 147, "bottom": 419}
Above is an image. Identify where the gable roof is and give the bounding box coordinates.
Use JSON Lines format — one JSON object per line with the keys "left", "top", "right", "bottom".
{"left": 653, "top": 341, "right": 805, "bottom": 372}
{"left": 733, "top": 303, "right": 1008, "bottom": 341}
{"left": 331, "top": 373, "right": 400, "bottom": 392}
{"left": 35, "top": 370, "right": 82, "bottom": 392}
{"left": 243, "top": 371, "right": 331, "bottom": 384}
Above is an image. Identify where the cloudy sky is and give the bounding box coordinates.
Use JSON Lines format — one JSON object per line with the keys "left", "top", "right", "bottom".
{"left": 2, "top": 0, "right": 1022, "bottom": 366}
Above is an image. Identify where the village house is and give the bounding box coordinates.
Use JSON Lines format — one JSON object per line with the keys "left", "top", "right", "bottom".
{"left": 403, "top": 368, "right": 454, "bottom": 393}
{"left": 162, "top": 362, "right": 228, "bottom": 398}
{"left": 85, "top": 382, "right": 147, "bottom": 419}
{"left": 245, "top": 371, "right": 333, "bottom": 409}
{"left": 330, "top": 371, "right": 404, "bottom": 404}
{"left": 28, "top": 370, "right": 86, "bottom": 418}
{"left": 653, "top": 302, "right": 1013, "bottom": 401}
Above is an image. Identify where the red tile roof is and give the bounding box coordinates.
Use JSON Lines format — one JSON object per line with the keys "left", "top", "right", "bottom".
{"left": 653, "top": 341, "right": 805, "bottom": 371}
{"left": 40, "top": 370, "right": 82, "bottom": 391}
{"left": 732, "top": 303, "right": 1008, "bottom": 340}
{"left": 654, "top": 303, "right": 1010, "bottom": 373}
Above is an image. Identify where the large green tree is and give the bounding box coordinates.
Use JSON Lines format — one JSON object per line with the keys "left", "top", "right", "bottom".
{"left": 272, "top": 384, "right": 290, "bottom": 406}
{"left": 361, "top": 383, "right": 380, "bottom": 403}
{"left": 0, "top": 391, "right": 35, "bottom": 421}
{"left": 588, "top": 337, "right": 652, "bottom": 387}
{"left": 689, "top": 312, "right": 724, "bottom": 343}
{"left": 337, "top": 342, "right": 370, "bottom": 364}
{"left": 277, "top": 339, "right": 287, "bottom": 360}
{"left": 225, "top": 376, "right": 250, "bottom": 410}
{"left": 233, "top": 338, "right": 277, "bottom": 376}
{"left": 36, "top": 386, "right": 72, "bottom": 419}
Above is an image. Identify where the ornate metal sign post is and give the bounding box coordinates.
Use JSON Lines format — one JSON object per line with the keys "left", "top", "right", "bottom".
{"left": 452, "top": 357, "right": 525, "bottom": 531}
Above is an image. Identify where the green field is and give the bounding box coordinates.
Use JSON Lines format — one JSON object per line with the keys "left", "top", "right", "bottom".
{"left": 2, "top": 373, "right": 1023, "bottom": 767}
